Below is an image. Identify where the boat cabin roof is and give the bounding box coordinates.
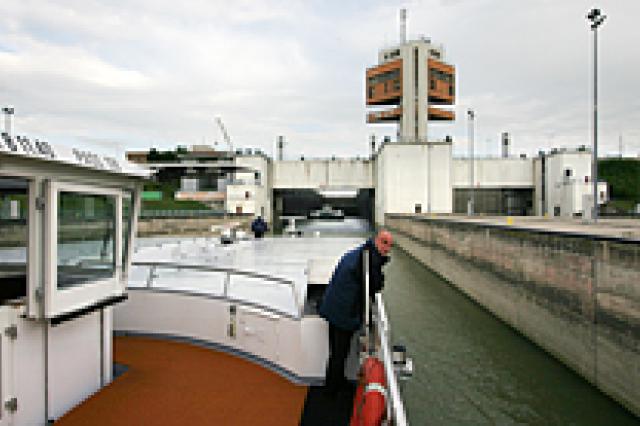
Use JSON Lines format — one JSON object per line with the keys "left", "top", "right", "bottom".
{"left": 0, "top": 137, "right": 150, "bottom": 179}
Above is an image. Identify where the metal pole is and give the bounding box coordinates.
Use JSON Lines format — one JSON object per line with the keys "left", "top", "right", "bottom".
{"left": 362, "top": 248, "right": 371, "bottom": 353}
{"left": 587, "top": 8, "right": 605, "bottom": 222}
{"left": 400, "top": 8, "right": 407, "bottom": 45}
{"left": 619, "top": 134, "right": 623, "bottom": 158}
{"left": 2, "top": 107, "right": 14, "bottom": 139}
{"left": 592, "top": 27, "right": 598, "bottom": 222}
{"left": 467, "top": 109, "right": 475, "bottom": 215}
{"left": 427, "top": 142, "right": 432, "bottom": 213}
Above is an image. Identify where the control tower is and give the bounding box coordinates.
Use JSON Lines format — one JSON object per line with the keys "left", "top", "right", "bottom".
{"left": 366, "top": 10, "right": 456, "bottom": 142}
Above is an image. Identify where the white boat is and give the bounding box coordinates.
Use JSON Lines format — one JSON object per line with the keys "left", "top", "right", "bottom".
{"left": 0, "top": 138, "right": 411, "bottom": 425}
{"left": 309, "top": 204, "right": 345, "bottom": 220}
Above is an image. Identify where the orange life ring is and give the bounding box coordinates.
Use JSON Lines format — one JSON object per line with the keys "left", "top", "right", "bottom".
{"left": 350, "top": 357, "right": 387, "bottom": 426}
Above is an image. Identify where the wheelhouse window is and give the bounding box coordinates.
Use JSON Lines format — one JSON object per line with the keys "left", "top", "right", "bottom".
{"left": 0, "top": 177, "right": 28, "bottom": 304}
{"left": 57, "top": 192, "right": 116, "bottom": 289}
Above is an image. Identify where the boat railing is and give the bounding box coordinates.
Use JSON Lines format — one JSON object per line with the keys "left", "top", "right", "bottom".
{"left": 129, "top": 261, "right": 302, "bottom": 318}
{"left": 375, "top": 292, "right": 409, "bottom": 426}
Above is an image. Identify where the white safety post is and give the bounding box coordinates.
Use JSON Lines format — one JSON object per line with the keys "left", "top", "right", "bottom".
{"left": 376, "top": 293, "right": 409, "bottom": 426}
{"left": 362, "top": 248, "right": 370, "bottom": 353}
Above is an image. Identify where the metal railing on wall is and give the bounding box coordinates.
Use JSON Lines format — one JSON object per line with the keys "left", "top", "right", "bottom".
{"left": 140, "top": 210, "right": 248, "bottom": 219}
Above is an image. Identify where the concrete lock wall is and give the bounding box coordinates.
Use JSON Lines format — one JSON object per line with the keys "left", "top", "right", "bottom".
{"left": 385, "top": 214, "right": 640, "bottom": 418}
{"left": 452, "top": 157, "right": 535, "bottom": 189}
{"left": 375, "top": 142, "right": 452, "bottom": 225}
{"left": 273, "top": 160, "right": 373, "bottom": 190}
{"left": 138, "top": 217, "right": 253, "bottom": 237}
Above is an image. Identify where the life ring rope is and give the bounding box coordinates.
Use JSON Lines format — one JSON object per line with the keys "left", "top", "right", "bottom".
{"left": 363, "top": 382, "right": 387, "bottom": 399}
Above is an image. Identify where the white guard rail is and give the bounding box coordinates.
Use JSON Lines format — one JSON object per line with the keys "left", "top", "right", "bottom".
{"left": 375, "top": 292, "right": 409, "bottom": 426}
{"left": 131, "top": 261, "right": 302, "bottom": 318}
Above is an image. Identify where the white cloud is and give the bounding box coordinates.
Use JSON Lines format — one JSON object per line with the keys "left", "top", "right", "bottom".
{"left": 0, "top": 37, "right": 152, "bottom": 89}
{"left": 0, "top": 0, "right": 638, "bottom": 159}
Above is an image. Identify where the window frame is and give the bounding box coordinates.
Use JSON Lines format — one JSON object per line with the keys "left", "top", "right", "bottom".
{"left": 44, "top": 181, "right": 124, "bottom": 319}
{"left": 0, "top": 172, "right": 40, "bottom": 317}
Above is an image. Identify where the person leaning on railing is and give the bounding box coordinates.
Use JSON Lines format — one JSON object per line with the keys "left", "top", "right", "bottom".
{"left": 319, "top": 230, "right": 393, "bottom": 397}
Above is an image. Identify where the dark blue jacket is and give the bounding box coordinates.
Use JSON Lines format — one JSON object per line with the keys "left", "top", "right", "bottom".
{"left": 251, "top": 217, "right": 268, "bottom": 238}
{"left": 319, "top": 239, "right": 389, "bottom": 331}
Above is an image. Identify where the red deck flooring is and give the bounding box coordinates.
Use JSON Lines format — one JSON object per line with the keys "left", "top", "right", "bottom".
{"left": 58, "top": 335, "right": 308, "bottom": 426}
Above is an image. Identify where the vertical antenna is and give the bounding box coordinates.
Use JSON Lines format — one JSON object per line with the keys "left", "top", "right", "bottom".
{"left": 400, "top": 9, "right": 407, "bottom": 44}
{"left": 370, "top": 134, "right": 376, "bottom": 157}
{"left": 502, "top": 132, "right": 510, "bottom": 158}
{"left": 277, "top": 135, "right": 284, "bottom": 161}
{"left": 2, "top": 106, "right": 14, "bottom": 139}
{"left": 619, "top": 134, "right": 623, "bottom": 158}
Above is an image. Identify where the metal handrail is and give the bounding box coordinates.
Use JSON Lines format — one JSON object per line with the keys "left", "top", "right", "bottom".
{"left": 363, "top": 248, "right": 371, "bottom": 353}
{"left": 131, "top": 261, "right": 301, "bottom": 318}
{"left": 139, "top": 209, "right": 227, "bottom": 219}
{"left": 375, "top": 292, "right": 408, "bottom": 426}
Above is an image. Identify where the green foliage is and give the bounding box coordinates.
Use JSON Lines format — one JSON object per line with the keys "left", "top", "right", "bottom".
{"left": 606, "top": 199, "right": 636, "bottom": 212}
{"left": 147, "top": 147, "right": 179, "bottom": 162}
{"left": 598, "top": 159, "right": 640, "bottom": 209}
{"left": 143, "top": 181, "right": 178, "bottom": 200}
{"left": 140, "top": 181, "right": 209, "bottom": 210}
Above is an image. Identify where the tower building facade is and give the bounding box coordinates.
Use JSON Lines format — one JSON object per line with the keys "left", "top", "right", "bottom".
{"left": 366, "top": 38, "right": 456, "bottom": 142}
{"left": 366, "top": 12, "right": 457, "bottom": 222}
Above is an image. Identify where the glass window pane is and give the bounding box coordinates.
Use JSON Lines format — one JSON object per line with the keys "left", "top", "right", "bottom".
{"left": 57, "top": 192, "right": 116, "bottom": 289}
{"left": 122, "top": 191, "right": 133, "bottom": 269}
{"left": 0, "top": 177, "right": 28, "bottom": 303}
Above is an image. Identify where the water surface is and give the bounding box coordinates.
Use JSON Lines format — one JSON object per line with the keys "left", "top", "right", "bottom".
{"left": 384, "top": 246, "right": 639, "bottom": 425}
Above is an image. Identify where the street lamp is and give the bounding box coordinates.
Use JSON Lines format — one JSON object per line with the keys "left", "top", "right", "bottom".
{"left": 587, "top": 8, "right": 606, "bottom": 222}
{"left": 467, "top": 109, "right": 475, "bottom": 215}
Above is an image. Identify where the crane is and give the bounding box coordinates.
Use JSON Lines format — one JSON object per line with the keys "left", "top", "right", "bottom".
{"left": 215, "top": 116, "right": 233, "bottom": 154}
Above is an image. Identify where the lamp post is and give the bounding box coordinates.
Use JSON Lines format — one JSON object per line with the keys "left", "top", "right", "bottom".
{"left": 467, "top": 109, "right": 475, "bottom": 215}
{"left": 587, "top": 8, "right": 606, "bottom": 222}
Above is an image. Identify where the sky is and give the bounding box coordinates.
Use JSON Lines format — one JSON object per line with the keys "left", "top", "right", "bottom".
{"left": 1, "top": 0, "right": 639, "bottom": 160}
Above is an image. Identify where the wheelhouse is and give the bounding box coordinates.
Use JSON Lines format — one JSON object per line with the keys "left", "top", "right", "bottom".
{"left": 0, "top": 139, "right": 147, "bottom": 424}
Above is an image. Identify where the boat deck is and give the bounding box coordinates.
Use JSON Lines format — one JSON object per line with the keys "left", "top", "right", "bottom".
{"left": 129, "top": 236, "right": 363, "bottom": 317}
{"left": 58, "top": 336, "right": 308, "bottom": 426}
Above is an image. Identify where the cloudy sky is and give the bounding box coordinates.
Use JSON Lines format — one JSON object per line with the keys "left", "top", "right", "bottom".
{"left": 1, "top": 0, "right": 638, "bottom": 160}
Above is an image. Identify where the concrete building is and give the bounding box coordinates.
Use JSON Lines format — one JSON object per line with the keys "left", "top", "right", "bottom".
{"left": 374, "top": 141, "right": 452, "bottom": 224}
{"left": 128, "top": 146, "right": 272, "bottom": 221}
{"left": 534, "top": 148, "right": 608, "bottom": 217}
{"left": 126, "top": 13, "right": 606, "bottom": 227}
{"left": 128, "top": 143, "right": 607, "bottom": 227}
{"left": 365, "top": 11, "right": 456, "bottom": 222}
{"left": 230, "top": 152, "right": 272, "bottom": 219}
{"left": 452, "top": 156, "right": 535, "bottom": 216}
{"left": 452, "top": 149, "right": 607, "bottom": 217}
{"left": 365, "top": 36, "right": 455, "bottom": 142}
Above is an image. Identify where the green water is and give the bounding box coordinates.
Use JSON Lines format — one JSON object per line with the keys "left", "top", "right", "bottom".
{"left": 383, "top": 247, "right": 639, "bottom": 425}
